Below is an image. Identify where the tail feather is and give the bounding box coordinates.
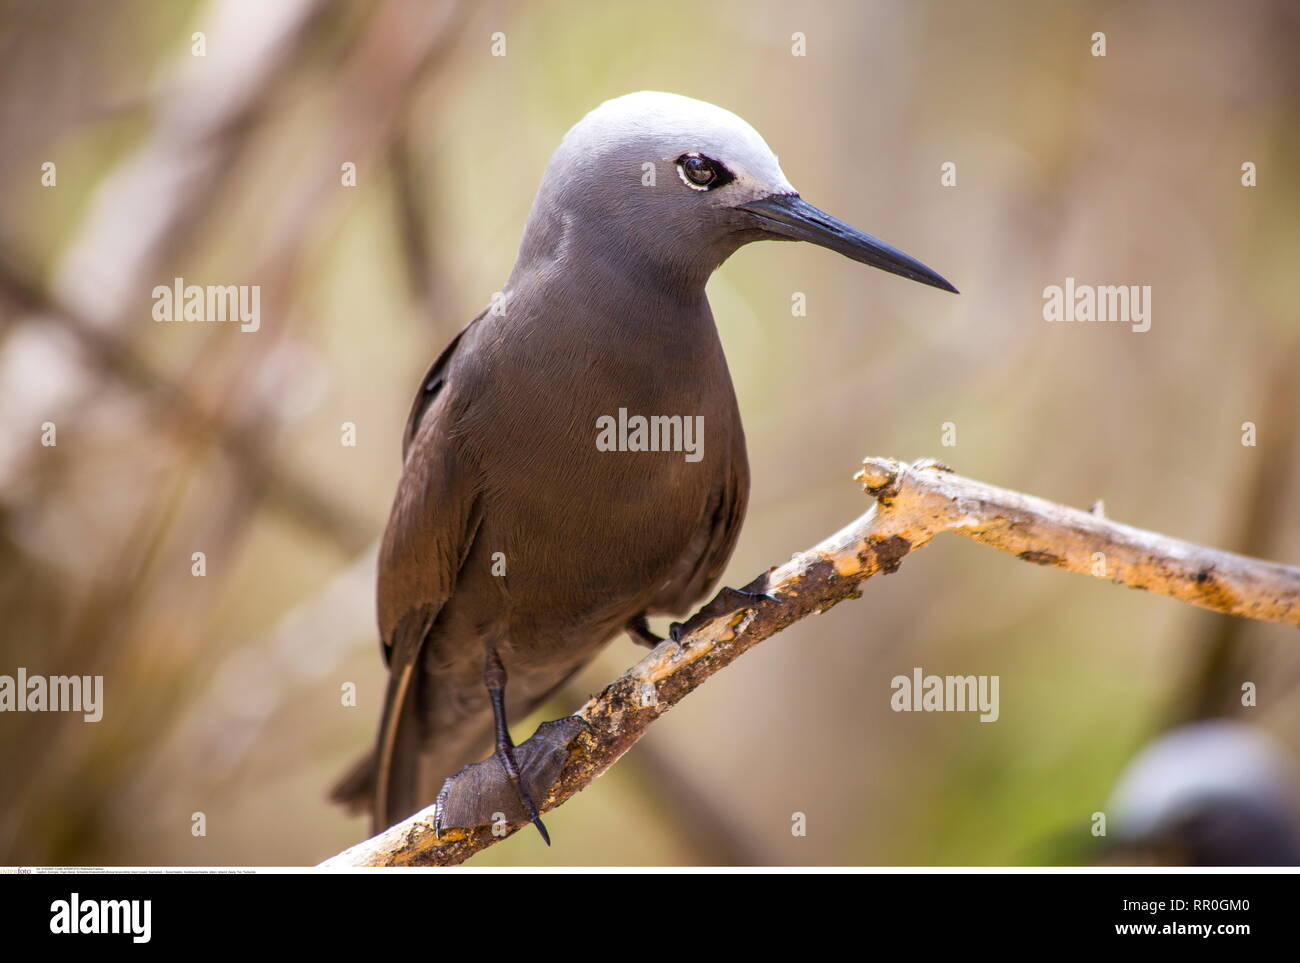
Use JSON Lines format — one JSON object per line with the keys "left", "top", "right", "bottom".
{"left": 331, "top": 635, "right": 593, "bottom": 834}
{"left": 402, "top": 711, "right": 497, "bottom": 828}
{"left": 328, "top": 683, "right": 497, "bottom": 835}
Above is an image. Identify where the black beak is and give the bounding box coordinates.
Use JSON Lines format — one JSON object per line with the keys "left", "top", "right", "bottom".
{"left": 738, "top": 193, "right": 958, "bottom": 294}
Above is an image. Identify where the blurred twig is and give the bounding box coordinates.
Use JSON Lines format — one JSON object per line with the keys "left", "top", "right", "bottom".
{"left": 323, "top": 456, "right": 1300, "bottom": 867}
{"left": 0, "top": 0, "right": 471, "bottom": 863}
{"left": 389, "top": 131, "right": 442, "bottom": 316}
{"left": 1176, "top": 335, "right": 1300, "bottom": 723}
{"left": 50, "top": 0, "right": 332, "bottom": 329}
{"left": 553, "top": 682, "right": 771, "bottom": 865}
{"left": 0, "top": 254, "right": 374, "bottom": 552}
{"left": 0, "top": 0, "right": 473, "bottom": 554}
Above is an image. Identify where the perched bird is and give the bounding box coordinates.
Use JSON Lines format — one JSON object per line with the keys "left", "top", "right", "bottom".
{"left": 1106, "top": 720, "right": 1300, "bottom": 865}
{"left": 333, "top": 91, "right": 956, "bottom": 840}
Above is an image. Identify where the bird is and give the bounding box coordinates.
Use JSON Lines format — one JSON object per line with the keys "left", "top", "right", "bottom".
{"left": 1105, "top": 720, "right": 1300, "bottom": 865}
{"left": 332, "top": 91, "right": 956, "bottom": 842}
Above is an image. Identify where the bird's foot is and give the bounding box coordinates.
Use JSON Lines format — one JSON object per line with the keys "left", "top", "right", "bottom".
{"left": 495, "top": 743, "right": 551, "bottom": 846}
{"left": 433, "top": 783, "right": 450, "bottom": 839}
{"left": 669, "top": 582, "right": 779, "bottom": 644}
{"left": 483, "top": 645, "right": 551, "bottom": 845}
{"left": 435, "top": 717, "right": 588, "bottom": 838}
{"left": 432, "top": 767, "right": 549, "bottom": 846}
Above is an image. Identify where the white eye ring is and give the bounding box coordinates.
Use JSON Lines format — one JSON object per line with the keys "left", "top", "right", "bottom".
{"left": 675, "top": 153, "right": 714, "bottom": 191}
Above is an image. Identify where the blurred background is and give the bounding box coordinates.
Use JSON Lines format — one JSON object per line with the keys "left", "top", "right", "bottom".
{"left": 1, "top": 0, "right": 1299, "bottom": 867}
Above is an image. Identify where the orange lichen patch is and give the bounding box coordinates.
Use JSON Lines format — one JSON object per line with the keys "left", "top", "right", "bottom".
{"left": 834, "top": 549, "right": 863, "bottom": 578}
{"left": 1188, "top": 567, "right": 1240, "bottom": 614}
{"left": 630, "top": 627, "right": 726, "bottom": 686}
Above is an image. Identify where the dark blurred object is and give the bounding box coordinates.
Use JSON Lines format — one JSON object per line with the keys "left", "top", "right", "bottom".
{"left": 1105, "top": 721, "right": 1300, "bottom": 866}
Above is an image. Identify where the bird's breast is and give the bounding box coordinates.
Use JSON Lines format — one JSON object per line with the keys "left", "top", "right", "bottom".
{"left": 452, "top": 308, "right": 743, "bottom": 651}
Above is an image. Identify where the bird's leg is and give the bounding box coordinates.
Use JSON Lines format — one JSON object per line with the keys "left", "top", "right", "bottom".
{"left": 669, "top": 582, "right": 780, "bottom": 643}
{"left": 625, "top": 614, "right": 664, "bottom": 649}
{"left": 484, "top": 646, "right": 551, "bottom": 846}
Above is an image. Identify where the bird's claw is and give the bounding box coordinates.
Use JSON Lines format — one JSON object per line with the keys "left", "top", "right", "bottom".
{"left": 494, "top": 748, "right": 552, "bottom": 846}
{"left": 434, "top": 770, "right": 549, "bottom": 844}
{"left": 432, "top": 777, "right": 461, "bottom": 841}
{"left": 669, "top": 584, "right": 778, "bottom": 645}
{"left": 530, "top": 813, "right": 552, "bottom": 846}
{"left": 433, "top": 717, "right": 585, "bottom": 840}
{"left": 713, "top": 585, "right": 780, "bottom": 612}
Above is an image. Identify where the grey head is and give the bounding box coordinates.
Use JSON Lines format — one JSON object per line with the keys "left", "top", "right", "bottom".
{"left": 510, "top": 91, "right": 957, "bottom": 297}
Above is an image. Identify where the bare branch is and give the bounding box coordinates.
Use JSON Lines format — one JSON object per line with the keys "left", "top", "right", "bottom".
{"left": 320, "top": 457, "right": 1300, "bottom": 867}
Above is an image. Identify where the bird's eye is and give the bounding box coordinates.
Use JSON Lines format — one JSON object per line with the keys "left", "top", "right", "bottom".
{"left": 675, "top": 153, "right": 733, "bottom": 191}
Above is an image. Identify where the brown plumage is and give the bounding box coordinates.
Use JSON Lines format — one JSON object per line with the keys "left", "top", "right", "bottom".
{"left": 332, "top": 92, "right": 955, "bottom": 838}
